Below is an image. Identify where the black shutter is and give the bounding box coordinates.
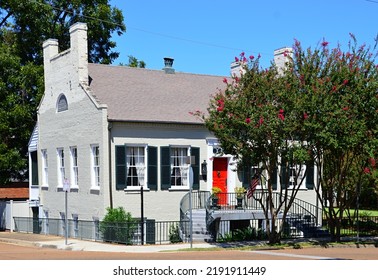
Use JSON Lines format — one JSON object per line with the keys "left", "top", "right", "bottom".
{"left": 148, "top": 146, "right": 158, "bottom": 190}
{"left": 306, "top": 162, "right": 315, "bottom": 189}
{"left": 272, "top": 166, "right": 277, "bottom": 190}
{"left": 280, "top": 162, "right": 287, "bottom": 189}
{"left": 191, "top": 147, "right": 200, "bottom": 190}
{"left": 115, "top": 145, "right": 126, "bottom": 190}
{"left": 31, "top": 151, "right": 38, "bottom": 185}
{"left": 242, "top": 165, "right": 250, "bottom": 189}
{"left": 160, "top": 146, "right": 171, "bottom": 190}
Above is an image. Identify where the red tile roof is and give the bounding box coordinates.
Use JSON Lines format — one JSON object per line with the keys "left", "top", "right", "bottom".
{"left": 0, "top": 183, "right": 29, "bottom": 200}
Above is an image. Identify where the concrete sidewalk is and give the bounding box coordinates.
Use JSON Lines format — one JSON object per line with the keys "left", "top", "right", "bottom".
{"left": 0, "top": 231, "right": 217, "bottom": 253}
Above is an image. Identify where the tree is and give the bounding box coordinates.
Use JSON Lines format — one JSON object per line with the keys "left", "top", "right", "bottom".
{"left": 0, "top": 30, "right": 44, "bottom": 183}
{"left": 0, "top": 0, "right": 125, "bottom": 184}
{"left": 292, "top": 36, "right": 378, "bottom": 241}
{"left": 195, "top": 52, "right": 312, "bottom": 244}
{"left": 197, "top": 36, "right": 378, "bottom": 244}
{"left": 0, "top": 0, "right": 126, "bottom": 64}
{"left": 125, "top": 55, "right": 146, "bottom": 68}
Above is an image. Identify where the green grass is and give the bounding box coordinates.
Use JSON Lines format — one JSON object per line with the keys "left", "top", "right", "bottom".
{"left": 323, "top": 208, "right": 378, "bottom": 217}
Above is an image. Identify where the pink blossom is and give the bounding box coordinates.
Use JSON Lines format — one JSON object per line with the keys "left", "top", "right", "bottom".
{"left": 258, "top": 117, "right": 264, "bottom": 126}
{"left": 240, "top": 52, "right": 245, "bottom": 57}
{"left": 343, "top": 79, "right": 349, "bottom": 85}
{"left": 364, "top": 167, "right": 371, "bottom": 174}
{"left": 245, "top": 118, "right": 251, "bottom": 124}
{"left": 322, "top": 41, "right": 329, "bottom": 47}
{"left": 303, "top": 112, "right": 309, "bottom": 120}
{"left": 249, "top": 55, "right": 255, "bottom": 60}
{"left": 278, "top": 109, "right": 285, "bottom": 121}
{"left": 223, "top": 78, "right": 228, "bottom": 84}
{"left": 342, "top": 107, "right": 349, "bottom": 111}
{"left": 217, "top": 99, "right": 225, "bottom": 112}
{"left": 369, "top": 158, "right": 376, "bottom": 168}
{"left": 235, "top": 57, "right": 239, "bottom": 62}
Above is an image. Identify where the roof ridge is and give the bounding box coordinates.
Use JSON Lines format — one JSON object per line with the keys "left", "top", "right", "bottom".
{"left": 88, "top": 63, "right": 224, "bottom": 78}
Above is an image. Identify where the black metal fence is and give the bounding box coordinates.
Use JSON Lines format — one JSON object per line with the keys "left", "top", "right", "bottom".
{"left": 13, "top": 217, "right": 189, "bottom": 245}
{"left": 213, "top": 216, "right": 378, "bottom": 242}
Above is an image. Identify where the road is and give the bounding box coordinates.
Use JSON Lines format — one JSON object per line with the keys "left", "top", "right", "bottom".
{"left": 0, "top": 242, "right": 377, "bottom": 260}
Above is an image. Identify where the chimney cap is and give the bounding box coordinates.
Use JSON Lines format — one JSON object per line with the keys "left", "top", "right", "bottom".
{"left": 163, "top": 57, "right": 175, "bottom": 74}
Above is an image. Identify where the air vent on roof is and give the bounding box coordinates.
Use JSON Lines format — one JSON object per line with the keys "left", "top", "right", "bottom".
{"left": 163, "top": 57, "right": 175, "bottom": 74}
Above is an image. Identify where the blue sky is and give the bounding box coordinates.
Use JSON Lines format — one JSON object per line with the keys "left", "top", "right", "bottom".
{"left": 110, "top": 0, "right": 378, "bottom": 77}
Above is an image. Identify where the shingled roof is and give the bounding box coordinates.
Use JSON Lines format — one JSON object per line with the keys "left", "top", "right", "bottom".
{"left": 88, "top": 64, "right": 225, "bottom": 124}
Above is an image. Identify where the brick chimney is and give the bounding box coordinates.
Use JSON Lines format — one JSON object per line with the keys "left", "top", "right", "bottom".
{"left": 69, "top": 22, "right": 88, "bottom": 85}
{"left": 274, "top": 47, "right": 293, "bottom": 75}
{"left": 230, "top": 61, "right": 246, "bottom": 77}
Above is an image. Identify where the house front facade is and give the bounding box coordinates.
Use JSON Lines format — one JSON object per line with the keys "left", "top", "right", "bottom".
{"left": 28, "top": 23, "right": 319, "bottom": 230}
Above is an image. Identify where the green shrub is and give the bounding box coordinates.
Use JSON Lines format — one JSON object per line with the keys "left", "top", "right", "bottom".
{"left": 100, "top": 207, "right": 137, "bottom": 245}
{"left": 169, "top": 223, "right": 182, "bottom": 243}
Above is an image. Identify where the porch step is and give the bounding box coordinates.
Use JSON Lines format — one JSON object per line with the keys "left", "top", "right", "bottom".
{"left": 185, "top": 209, "right": 212, "bottom": 242}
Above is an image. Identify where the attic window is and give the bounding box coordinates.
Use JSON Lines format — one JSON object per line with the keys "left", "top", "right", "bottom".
{"left": 57, "top": 94, "right": 68, "bottom": 112}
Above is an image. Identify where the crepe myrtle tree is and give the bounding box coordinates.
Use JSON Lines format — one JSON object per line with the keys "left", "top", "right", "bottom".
{"left": 292, "top": 35, "right": 378, "bottom": 241}
{"left": 193, "top": 52, "right": 313, "bottom": 244}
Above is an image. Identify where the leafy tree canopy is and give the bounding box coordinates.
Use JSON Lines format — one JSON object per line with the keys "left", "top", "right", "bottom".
{"left": 0, "top": 0, "right": 125, "bottom": 184}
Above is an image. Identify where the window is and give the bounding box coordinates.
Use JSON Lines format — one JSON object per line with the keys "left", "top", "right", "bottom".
{"left": 70, "top": 147, "right": 79, "bottom": 188}
{"left": 30, "top": 151, "right": 38, "bottom": 185}
{"left": 126, "top": 146, "right": 146, "bottom": 188}
{"left": 57, "top": 94, "right": 68, "bottom": 112}
{"left": 41, "top": 149, "right": 48, "bottom": 186}
{"left": 115, "top": 145, "right": 157, "bottom": 191}
{"left": 170, "top": 147, "right": 189, "bottom": 187}
{"left": 280, "top": 163, "right": 305, "bottom": 189}
{"left": 160, "top": 146, "right": 200, "bottom": 190}
{"left": 57, "top": 148, "right": 65, "bottom": 187}
{"left": 91, "top": 145, "right": 100, "bottom": 188}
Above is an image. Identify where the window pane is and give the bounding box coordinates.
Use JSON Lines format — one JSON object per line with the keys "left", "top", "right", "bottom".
{"left": 170, "top": 147, "right": 188, "bottom": 186}
{"left": 126, "top": 146, "right": 145, "bottom": 187}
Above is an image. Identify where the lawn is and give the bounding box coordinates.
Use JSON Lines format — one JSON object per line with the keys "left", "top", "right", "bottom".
{"left": 323, "top": 208, "right": 378, "bottom": 217}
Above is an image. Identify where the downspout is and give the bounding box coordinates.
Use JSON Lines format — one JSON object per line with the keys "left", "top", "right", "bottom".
{"left": 108, "top": 122, "right": 113, "bottom": 209}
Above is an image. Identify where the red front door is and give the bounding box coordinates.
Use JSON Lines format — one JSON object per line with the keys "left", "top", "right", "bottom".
{"left": 213, "top": 157, "right": 228, "bottom": 205}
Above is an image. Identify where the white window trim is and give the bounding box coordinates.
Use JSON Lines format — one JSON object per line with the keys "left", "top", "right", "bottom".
{"left": 70, "top": 146, "right": 79, "bottom": 189}
{"left": 280, "top": 164, "right": 307, "bottom": 190}
{"left": 125, "top": 144, "right": 148, "bottom": 191}
{"left": 90, "top": 144, "right": 100, "bottom": 190}
{"left": 169, "top": 145, "right": 191, "bottom": 191}
{"left": 57, "top": 148, "right": 65, "bottom": 188}
{"left": 41, "top": 149, "right": 49, "bottom": 187}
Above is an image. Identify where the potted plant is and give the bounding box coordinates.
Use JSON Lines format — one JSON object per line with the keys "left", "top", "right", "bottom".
{"left": 211, "top": 187, "right": 222, "bottom": 209}
{"left": 234, "top": 186, "right": 246, "bottom": 209}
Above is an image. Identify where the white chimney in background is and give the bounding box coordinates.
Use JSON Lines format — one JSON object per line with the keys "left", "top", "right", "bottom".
{"left": 274, "top": 47, "right": 293, "bottom": 75}
{"left": 230, "top": 61, "right": 246, "bottom": 77}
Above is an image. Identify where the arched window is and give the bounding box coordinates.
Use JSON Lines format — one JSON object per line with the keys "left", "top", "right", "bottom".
{"left": 57, "top": 94, "right": 68, "bottom": 112}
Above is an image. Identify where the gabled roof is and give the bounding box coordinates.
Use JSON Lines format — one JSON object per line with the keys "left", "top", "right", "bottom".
{"left": 88, "top": 64, "right": 225, "bottom": 124}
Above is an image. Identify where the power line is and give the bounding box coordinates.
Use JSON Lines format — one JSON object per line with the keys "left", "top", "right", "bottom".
{"left": 28, "top": 0, "right": 271, "bottom": 57}
{"left": 127, "top": 25, "right": 270, "bottom": 56}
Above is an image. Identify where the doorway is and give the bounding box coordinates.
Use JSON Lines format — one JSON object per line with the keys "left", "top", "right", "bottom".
{"left": 212, "top": 157, "right": 228, "bottom": 205}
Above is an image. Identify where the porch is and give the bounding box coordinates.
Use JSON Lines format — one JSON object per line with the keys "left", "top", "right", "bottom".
{"left": 179, "top": 191, "right": 327, "bottom": 241}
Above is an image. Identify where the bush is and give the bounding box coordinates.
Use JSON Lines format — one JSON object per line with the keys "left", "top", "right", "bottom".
{"left": 218, "top": 226, "right": 267, "bottom": 242}
{"left": 169, "top": 223, "right": 182, "bottom": 243}
{"left": 100, "top": 207, "right": 137, "bottom": 245}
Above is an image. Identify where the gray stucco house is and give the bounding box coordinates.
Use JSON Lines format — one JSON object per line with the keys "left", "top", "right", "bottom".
{"left": 28, "top": 23, "right": 321, "bottom": 241}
